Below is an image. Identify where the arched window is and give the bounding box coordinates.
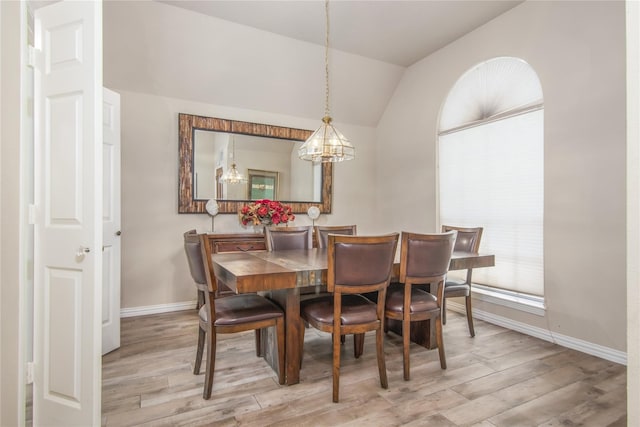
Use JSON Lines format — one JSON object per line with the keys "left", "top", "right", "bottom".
{"left": 438, "top": 57, "right": 544, "bottom": 305}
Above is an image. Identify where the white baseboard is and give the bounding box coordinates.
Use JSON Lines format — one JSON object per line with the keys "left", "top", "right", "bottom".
{"left": 120, "top": 300, "right": 197, "bottom": 318}
{"left": 447, "top": 301, "right": 627, "bottom": 365}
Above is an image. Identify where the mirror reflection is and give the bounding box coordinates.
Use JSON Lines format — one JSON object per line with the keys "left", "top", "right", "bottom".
{"left": 178, "top": 113, "right": 332, "bottom": 214}
{"left": 193, "top": 131, "right": 322, "bottom": 202}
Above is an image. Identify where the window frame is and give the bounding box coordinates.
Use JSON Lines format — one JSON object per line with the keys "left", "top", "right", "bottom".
{"left": 437, "top": 57, "right": 545, "bottom": 311}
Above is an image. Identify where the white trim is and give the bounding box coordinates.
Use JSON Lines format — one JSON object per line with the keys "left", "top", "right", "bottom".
{"left": 471, "top": 284, "right": 546, "bottom": 316}
{"left": 120, "top": 301, "right": 197, "bottom": 318}
{"left": 447, "top": 301, "right": 627, "bottom": 365}
{"left": 438, "top": 100, "right": 543, "bottom": 136}
{"left": 628, "top": 1, "right": 640, "bottom": 424}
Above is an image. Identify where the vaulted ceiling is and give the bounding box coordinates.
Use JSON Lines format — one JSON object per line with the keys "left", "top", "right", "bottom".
{"left": 104, "top": 1, "right": 523, "bottom": 126}
{"left": 158, "top": 1, "right": 523, "bottom": 67}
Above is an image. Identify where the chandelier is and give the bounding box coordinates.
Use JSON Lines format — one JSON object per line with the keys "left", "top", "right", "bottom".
{"left": 220, "top": 136, "right": 247, "bottom": 184}
{"left": 298, "top": 0, "right": 355, "bottom": 163}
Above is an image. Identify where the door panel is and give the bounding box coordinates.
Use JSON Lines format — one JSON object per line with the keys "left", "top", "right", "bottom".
{"left": 102, "top": 87, "right": 121, "bottom": 355}
{"left": 34, "top": 1, "right": 102, "bottom": 425}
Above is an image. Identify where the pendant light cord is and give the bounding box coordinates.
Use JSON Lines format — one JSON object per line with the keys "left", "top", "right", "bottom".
{"left": 324, "top": 0, "right": 331, "bottom": 119}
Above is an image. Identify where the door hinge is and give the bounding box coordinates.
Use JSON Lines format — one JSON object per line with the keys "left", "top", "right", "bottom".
{"left": 26, "top": 362, "right": 34, "bottom": 385}
{"left": 28, "top": 46, "right": 43, "bottom": 70}
{"left": 28, "top": 204, "right": 37, "bottom": 225}
{"left": 27, "top": 46, "right": 36, "bottom": 68}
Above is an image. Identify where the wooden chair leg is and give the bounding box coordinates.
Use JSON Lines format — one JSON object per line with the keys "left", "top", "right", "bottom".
{"left": 194, "top": 325, "right": 205, "bottom": 375}
{"left": 341, "top": 334, "right": 346, "bottom": 344}
{"left": 353, "top": 333, "right": 365, "bottom": 358}
{"left": 332, "top": 328, "right": 342, "bottom": 403}
{"left": 465, "top": 295, "right": 475, "bottom": 337}
{"left": 203, "top": 328, "right": 216, "bottom": 399}
{"left": 442, "top": 297, "right": 447, "bottom": 325}
{"left": 196, "top": 290, "right": 205, "bottom": 309}
{"left": 402, "top": 315, "right": 411, "bottom": 381}
{"left": 436, "top": 315, "right": 447, "bottom": 370}
{"left": 255, "top": 329, "right": 263, "bottom": 357}
{"left": 376, "top": 325, "right": 388, "bottom": 389}
{"left": 276, "top": 317, "right": 286, "bottom": 385}
{"left": 299, "top": 320, "right": 306, "bottom": 370}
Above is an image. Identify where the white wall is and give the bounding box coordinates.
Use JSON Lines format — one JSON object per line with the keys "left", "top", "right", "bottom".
{"left": 1, "top": 2, "right": 25, "bottom": 425}
{"left": 1, "top": 2, "right": 4, "bottom": 421}
{"left": 376, "top": 1, "right": 627, "bottom": 351}
{"left": 626, "top": 0, "right": 640, "bottom": 422}
{"left": 117, "top": 90, "right": 377, "bottom": 309}
{"left": 103, "top": 0, "right": 403, "bottom": 128}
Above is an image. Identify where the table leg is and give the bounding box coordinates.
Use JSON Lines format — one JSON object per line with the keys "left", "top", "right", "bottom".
{"left": 385, "top": 284, "right": 436, "bottom": 349}
{"left": 386, "top": 318, "right": 435, "bottom": 349}
{"left": 268, "top": 288, "right": 302, "bottom": 385}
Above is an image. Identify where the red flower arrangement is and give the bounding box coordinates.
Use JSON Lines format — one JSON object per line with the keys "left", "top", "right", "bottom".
{"left": 239, "top": 199, "right": 295, "bottom": 226}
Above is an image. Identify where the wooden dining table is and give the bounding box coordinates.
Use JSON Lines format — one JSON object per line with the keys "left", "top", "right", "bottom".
{"left": 211, "top": 248, "right": 495, "bottom": 385}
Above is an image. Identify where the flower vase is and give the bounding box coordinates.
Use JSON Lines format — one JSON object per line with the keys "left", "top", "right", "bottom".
{"left": 255, "top": 220, "right": 271, "bottom": 234}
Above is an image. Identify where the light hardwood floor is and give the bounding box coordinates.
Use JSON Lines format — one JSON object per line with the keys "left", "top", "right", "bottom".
{"left": 102, "top": 309, "right": 626, "bottom": 426}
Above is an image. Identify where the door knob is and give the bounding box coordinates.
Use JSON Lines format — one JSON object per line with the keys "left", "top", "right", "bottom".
{"left": 76, "top": 247, "right": 90, "bottom": 257}
{"left": 115, "top": 230, "right": 122, "bottom": 236}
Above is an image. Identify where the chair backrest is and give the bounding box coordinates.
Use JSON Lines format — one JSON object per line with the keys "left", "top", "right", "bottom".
{"left": 399, "top": 231, "right": 457, "bottom": 285}
{"left": 441, "top": 225, "right": 483, "bottom": 253}
{"left": 183, "top": 230, "right": 217, "bottom": 293}
{"left": 328, "top": 233, "right": 399, "bottom": 294}
{"left": 315, "top": 225, "right": 357, "bottom": 249}
{"left": 265, "top": 226, "right": 313, "bottom": 251}
{"left": 184, "top": 230, "right": 207, "bottom": 288}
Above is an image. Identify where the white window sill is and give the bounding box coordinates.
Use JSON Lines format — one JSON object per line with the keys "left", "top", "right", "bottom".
{"left": 471, "top": 283, "right": 546, "bottom": 316}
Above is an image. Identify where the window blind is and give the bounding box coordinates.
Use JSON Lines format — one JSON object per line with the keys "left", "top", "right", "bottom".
{"left": 439, "top": 110, "right": 544, "bottom": 296}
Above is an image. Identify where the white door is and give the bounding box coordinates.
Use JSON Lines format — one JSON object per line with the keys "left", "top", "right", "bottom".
{"left": 102, "top": 88, "right": 121, "bottom": 355}
{"left": 33, "top": 1, "right": 102, "bottom": 425}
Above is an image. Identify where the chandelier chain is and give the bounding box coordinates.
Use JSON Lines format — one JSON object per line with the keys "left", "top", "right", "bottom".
{"left": 297, "top": 0, "right": 354, "bottom": 162}
{"left": 324, "top": 0, "right": 330, "bottom": 118}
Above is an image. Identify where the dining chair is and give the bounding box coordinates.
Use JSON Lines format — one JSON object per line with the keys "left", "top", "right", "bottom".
{"left": 183, "top": 231, "right": 285, "bottom": 399}
{"left": 265, "top": 225, "right": 313, "bottom": 251}
{"left": 441, "top": 225, "right": 484, "bottom": 337}
{"left": 185, "top": 229, "right": 206, "bottom": 309}
{"left": 185, "top": 229, "right": 237, "bottom": 302}
{"left": 299, "top": 233, "right": 399, "bottom": 402}
{"left": 314, "top": 225, "right": 357, "bottom": 249}
{"left": 385, "top": 231, "right": 456, "bottom": 380}
{"left": 315, "top": 225, "right": 357, "bottom": 344}
{"left": 265, "top": 224, "right": 359, "bottom": 353}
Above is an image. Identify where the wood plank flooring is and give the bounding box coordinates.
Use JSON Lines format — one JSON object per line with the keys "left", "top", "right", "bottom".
{"left": 102, "top": 310, "right": 626, "bottom": 426}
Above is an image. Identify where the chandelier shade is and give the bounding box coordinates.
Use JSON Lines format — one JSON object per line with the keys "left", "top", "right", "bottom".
{"left": 220, "top": 137, "right": 247, "bottom": 183}
{"left": 298, "top": 116, "right": 354, "bottom": 162}
{"left": 298, "top": 0, "right": 354, "bottom": 163}
{"left": 220, "top": 163, "right": 246, "bottom": 184}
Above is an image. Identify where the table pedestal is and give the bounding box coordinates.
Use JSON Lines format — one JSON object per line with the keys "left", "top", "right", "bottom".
{"left": 385, "top": 318, "right": 435, "bottom": 349}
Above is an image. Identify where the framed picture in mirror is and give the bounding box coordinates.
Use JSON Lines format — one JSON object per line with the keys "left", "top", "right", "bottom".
{"left": 248, "top": 169, "right": 279, "bottom": 200}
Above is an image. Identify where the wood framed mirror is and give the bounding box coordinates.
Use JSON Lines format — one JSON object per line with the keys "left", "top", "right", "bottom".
{"left": 178, "top": 113, "right": 333, "bottom": 214}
